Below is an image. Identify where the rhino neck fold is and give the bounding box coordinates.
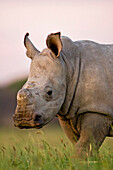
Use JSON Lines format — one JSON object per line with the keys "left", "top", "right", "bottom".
{"left": 59, "top": 51, "right": 81, "bottom": 119}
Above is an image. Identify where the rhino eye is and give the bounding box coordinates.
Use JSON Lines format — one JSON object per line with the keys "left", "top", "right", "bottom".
{"left": 47, "top": 90, "right": 52, "bottom": 96}
{"left": 45, "top": 86, "right": 53, "bottom": 99}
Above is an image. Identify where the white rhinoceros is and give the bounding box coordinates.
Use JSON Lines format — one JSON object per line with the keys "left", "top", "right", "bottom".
{"left": 13, "top": 32, "right": 113, "bottom": 157}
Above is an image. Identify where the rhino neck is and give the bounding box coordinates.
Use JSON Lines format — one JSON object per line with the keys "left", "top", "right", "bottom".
{"left": 59, "top": 49, "right": 81, "bottom": 119}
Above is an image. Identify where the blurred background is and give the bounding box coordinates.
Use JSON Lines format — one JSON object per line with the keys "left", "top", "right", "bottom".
{"left": 0, "top": 0, "right": 113, "bottom": 127}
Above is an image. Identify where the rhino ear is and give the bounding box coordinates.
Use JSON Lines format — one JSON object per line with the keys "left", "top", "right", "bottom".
{"left": 24, "top": 33, "right": 40, "bottom": 59}
{"left": 46, "top": 32, "right": 62, "bottom": 57}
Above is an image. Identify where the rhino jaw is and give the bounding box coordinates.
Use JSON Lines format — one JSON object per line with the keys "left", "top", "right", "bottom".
{"left": 13, "top": 113, "right": 44, "bottom": 129}
{"left": 13, "top": 104, "right": 44, "bottom": 129}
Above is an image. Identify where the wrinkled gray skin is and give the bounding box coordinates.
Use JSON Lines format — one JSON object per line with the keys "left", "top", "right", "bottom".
{"left": 13, "top": 32, "right": 113, "bottom": 157}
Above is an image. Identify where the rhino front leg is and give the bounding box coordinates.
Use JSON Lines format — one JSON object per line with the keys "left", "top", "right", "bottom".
{"left": 58, "top": 116, "right": 79, "bottom": 144}
{"left": 75, "top": 113, "right": 112, "bottom": 158}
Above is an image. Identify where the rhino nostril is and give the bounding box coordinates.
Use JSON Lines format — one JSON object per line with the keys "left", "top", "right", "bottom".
{"left": 34, "top": 114, "right": 41, "bottom": 122}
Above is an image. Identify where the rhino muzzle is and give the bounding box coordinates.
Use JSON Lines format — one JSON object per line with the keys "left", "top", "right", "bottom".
{"left": 13, "top": 89, "right": 43, "bottom": 129}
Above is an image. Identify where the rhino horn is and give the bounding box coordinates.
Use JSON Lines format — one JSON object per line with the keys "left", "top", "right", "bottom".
{"left": 24, "top": 33, "right": 40, "bottom": 59}
{"left": 46, "top": 32, "right": 62, "bottom": 57}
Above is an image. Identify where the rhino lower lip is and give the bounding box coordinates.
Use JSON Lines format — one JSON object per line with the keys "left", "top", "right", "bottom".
{"left": 18, "top": 124, "right": 43, "bottom": 129}
{"left": 14, "top": 120, "right": 44, "bottom": 129}
{"left": 14, "top": 117, "right": 53, "bottom": 129}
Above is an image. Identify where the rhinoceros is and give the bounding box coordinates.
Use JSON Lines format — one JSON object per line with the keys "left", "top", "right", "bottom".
{"left": 13, "top": 32, "right": 113, "bottom": 157}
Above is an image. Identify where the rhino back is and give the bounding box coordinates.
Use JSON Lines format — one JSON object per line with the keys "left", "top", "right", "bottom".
{"left": 74, "top": 40, "right": 113, "bottom": 117}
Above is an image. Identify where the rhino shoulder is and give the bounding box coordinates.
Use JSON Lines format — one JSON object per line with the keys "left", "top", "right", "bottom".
{"left": 74, "top": 40, "right": 101, "bottom": 50}
{"left": 74, "top": 40, "right": 113, "bottom": 52}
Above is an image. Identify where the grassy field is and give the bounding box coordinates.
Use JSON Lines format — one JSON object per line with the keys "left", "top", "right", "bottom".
{"left": 0, "top": 125, "right": 113, "bottom": 170}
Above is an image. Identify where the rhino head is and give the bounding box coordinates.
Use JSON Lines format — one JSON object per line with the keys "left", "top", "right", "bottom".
{"left": 13, "top": 32, "right": 66, "bottom": 129}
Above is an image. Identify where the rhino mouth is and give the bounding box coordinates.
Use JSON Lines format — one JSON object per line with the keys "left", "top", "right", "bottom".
{"left": 13, "top": 104, "right": 44, "bottom": 129}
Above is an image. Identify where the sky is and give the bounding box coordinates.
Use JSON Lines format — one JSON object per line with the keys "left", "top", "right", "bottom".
{"left": 0, "top": 0, "right": 113, "bottom": 87}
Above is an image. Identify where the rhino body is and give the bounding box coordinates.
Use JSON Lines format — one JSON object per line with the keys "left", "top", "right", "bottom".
{"left": 13, "top": 32, "right": 113, "bottom": 157}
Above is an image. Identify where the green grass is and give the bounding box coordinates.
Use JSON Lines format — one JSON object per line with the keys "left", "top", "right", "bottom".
{"left": 0, "top": 126, "right": 113, "bottom": 170}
